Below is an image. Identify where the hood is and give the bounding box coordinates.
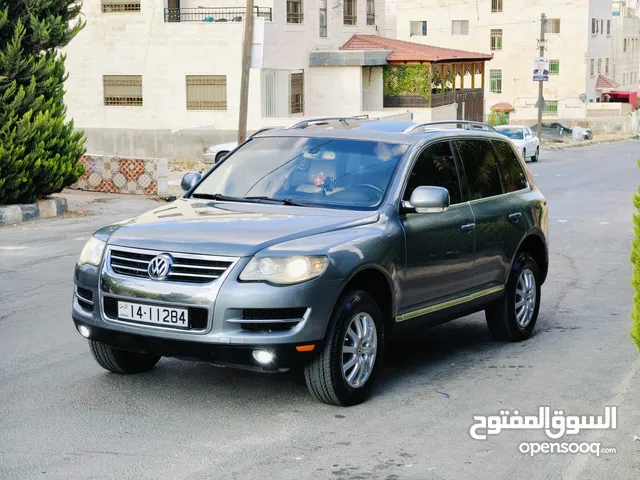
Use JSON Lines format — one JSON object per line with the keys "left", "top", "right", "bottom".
{"left": 104, "top": 198, "right": 379, "bottom": 257}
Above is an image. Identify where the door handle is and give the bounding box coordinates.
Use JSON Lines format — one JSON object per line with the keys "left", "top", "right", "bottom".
{"left": 509, "top": 212, "right": 522, "bottom": 223}
{"left": 461, "top": 223, "right": 475, "bottom": 232}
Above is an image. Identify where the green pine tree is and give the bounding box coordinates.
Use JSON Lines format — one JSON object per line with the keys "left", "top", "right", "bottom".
{"left": 0, "top": 1, "right": 86, "bottom": 205}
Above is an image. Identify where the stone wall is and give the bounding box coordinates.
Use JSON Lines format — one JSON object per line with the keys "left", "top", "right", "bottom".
{"left": 70, "top": 155, "right": 168, "bottom": 196}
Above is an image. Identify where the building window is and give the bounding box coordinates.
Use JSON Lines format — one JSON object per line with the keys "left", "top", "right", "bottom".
{"left": 605, "top": 58, "right": 609, "bottom": 74}
{"left": 545, "top": 18, "right": 561, "bottom": 34}
{"left": 600, "top": 19, "right": 603, "bottom": 35}
{"left": 101, "top": 1, "right": 141, "bottom": 13}
{"left": 366, "top": 0, "right": 375, "bottom": 26}
{"left": 590, "top": 59, "right": 595, "bottom": 76}
{"left": 490, "top": 70, "right": 502, "bottom": 93}
{"left": 287, "top": 0, "right": 303, "bottom": 23}
{"left": 452, "top": 20, "right": 469, "bottom": 35}
{"left": 591, "top": 18, "right": 597, "bottom": 34}
{"left": 607, "top": 19, "right": 611, "bottom": 35}
{"left": 290, "top": 71, "right": 304, "bottom": 115}
{"left": 410, "top": 21, "right": 427, "bottom": 36}
{"left": 491, "top": 0, "right": 502, "bottom": 13}
{"left": 543, "top": 100, "right": 558, "bottom": 116}
{"left": 490, "top": 29, "right": 502, "bottom": 50}
{"left": 624, "top": 39, "right": 627, "bottom": 52}
{"left": 103, "top": 75, "right": 142, "bottom": 106}
{"left": 319, "top": 0, "right": 327, "bottom": 37}
{"left": 343, "top": 0, "right": 357, "bottom": 25}
{"left": 597, "top": 58, "right": 602, "bottom": 74}
{"left": 186, "top": 75, "right": 227, "bottom": 111}
{"left": 549, "top": 59, "right": 560, "bottom": 74}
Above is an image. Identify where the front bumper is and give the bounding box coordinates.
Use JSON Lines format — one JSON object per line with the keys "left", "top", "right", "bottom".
{"left": 73, "top": 247, "right": 342, "bottom": 365}
{"left": 73, "top": 320, "right": 318, "bottom": 371}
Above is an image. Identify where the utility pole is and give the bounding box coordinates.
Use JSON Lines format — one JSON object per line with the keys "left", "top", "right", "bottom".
{"left": 536, "top": 13, "right": 547, "bottom": 141}
{"left": 238, "top": 0, "right": 254, "bottom": 144}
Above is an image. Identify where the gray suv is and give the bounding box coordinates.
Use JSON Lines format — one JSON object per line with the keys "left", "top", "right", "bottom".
{"left": 72, "top": 118, "right": 549, "bottom": 406}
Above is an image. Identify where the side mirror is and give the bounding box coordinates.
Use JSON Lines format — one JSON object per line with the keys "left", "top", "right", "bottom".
{"left": 404, "top": 186, "right": 450, "bottom": 214}
{"left": 181, "top": 171, "right": 202, "bottom": 192}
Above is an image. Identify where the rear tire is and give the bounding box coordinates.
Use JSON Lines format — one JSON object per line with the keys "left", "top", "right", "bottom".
{"left": 304, "top": 290, "right": 384, "bottom": 406}
{"left": 531, "top": 147, "right": 539, "bottom": 162}
{"left": 89, "top": 340, "right": 160, "bottom": 374}
{"left": 486, "top": 252, "right": 541, "bottom": 342}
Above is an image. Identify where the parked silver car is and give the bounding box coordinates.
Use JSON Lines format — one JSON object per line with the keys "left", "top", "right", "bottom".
{"left": 73, "top": 118, "right": 549, "bottom": 406}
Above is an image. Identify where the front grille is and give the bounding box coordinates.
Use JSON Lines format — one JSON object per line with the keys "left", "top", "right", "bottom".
{"left": 103, "top": 297, "right": 208, "bottom": 330}
{"left": 108, "top": 248, "right": 233, "bottom": 284}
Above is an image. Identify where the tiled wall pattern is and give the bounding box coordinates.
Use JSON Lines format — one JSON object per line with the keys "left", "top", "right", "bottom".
{"left": 71, "top": 155, "right": 168, "bottom": 195}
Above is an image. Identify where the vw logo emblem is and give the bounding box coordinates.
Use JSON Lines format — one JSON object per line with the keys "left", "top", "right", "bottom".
{"left": 148, "top": 254, "right": 173, "bottom": 280}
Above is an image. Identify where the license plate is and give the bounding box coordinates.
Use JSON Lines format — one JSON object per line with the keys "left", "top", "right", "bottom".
{"left": 117, "top": 301, "right": 189, "bottom": 328}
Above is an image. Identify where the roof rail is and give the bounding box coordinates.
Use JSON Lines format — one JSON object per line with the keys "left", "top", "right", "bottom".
{"left": 403, "top": 120, "right": 498, "bottom": 134}
{"left": 285, "top": 115, "right": 370, "bottom": 130}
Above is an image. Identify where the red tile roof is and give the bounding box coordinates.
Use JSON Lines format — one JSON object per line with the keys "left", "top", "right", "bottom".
{"left": 491, "top": 102, "right": 515, "bottom": 112}
{"left": 340, "top": 35, "right": 493, "bottom": 63}
{"left": 595, "top": 74, "right": 619, "bottom": 89}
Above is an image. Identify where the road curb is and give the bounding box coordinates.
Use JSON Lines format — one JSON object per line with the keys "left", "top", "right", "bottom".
{"left": 543, "top": 136, "right": 638, "bottom": 150}
{"left": 0, "top": 197, "right": 68, "bottom": 227}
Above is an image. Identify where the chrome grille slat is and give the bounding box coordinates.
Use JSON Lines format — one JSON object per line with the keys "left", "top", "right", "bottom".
{"left": 108, "top": 248, "right": 234, "bottom": 284}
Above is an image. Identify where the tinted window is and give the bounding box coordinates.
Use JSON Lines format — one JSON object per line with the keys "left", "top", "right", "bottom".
{"left": 497, "top": 128, "right": 524, "bottom": 140}
{"left": 192, "top": 137, "right": 408, "bottom": 209}
{"left": 455, "top": 139, "right": 503, "bottom": 200}
{"left": 404, "top": 141, "right": 462, "bottom": 204}
{"left": 492, "top": 140, "right": 528, "bottom": 192}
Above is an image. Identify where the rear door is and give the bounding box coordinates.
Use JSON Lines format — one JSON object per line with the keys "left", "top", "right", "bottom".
{"left": 453, "top": 138, "right": 527, "bottom": 288}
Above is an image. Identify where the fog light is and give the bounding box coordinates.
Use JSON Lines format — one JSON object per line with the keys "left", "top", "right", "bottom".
{"left": 78, "top": 325, "right": 91, "bottom": 338}
{"left": 252, "top": 350, "right": 274, "bottom": 364}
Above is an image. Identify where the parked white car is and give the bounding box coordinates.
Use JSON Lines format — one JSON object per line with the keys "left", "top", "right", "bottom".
{"left": 495, "top": 125, "right": 540, "bottom": 162}
{"left": 203, "top": 127, "right": 280, "bottom": 164}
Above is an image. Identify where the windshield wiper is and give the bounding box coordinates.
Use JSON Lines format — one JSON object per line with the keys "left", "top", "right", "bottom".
{"left": 243, "top": 196, "right": 314, "bottom": 207}
{"left": 191, "top": 193, "right": 253, "bottom": 203}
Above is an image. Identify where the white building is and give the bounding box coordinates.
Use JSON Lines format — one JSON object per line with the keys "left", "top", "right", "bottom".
{"left": 611, "top": 1, "right": 640, "bottom": 90}
{"left": 63, "top": 0, "right": 388, "bottom": 156}
{"left": 389, "top": 0, "right": 618, "bottom": 120}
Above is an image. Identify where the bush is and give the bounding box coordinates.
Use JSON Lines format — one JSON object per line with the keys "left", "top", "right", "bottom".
{"left": 0, "top": 2, "right": 86, "bottom": 205}
{"left": 631, "top": 157, "right": 640, "bottom": 350}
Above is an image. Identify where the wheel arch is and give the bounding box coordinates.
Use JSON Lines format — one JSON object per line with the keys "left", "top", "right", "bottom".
{"left": 513, "top": 232, "right": 549, "bottom": 285}
{"left": 332, "top": 263, "right": 397, "bottom": 338}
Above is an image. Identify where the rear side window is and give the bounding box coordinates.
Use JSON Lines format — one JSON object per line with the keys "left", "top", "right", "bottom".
{"left": 492, "top": 140, "right": 528, "bottom": 192}
{"left": 454, "top": 139, "right": 503, "bottom": 200}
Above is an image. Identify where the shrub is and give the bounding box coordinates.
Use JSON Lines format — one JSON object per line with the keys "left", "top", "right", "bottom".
{"left": 630, "top": 157, "right": 640, "bottom": 350}
{"left": 0, "top": 2, "right": 86, "bottom": 205}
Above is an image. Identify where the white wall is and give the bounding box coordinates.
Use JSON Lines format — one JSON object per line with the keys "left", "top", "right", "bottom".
{"left": 392, "top": 0, "right": 612, "bottom": 120}
{"left": 611, "top": 13, "right": 640, "bottom": 90}
{"left": 306, "top": 66, "right": 363, "bottom": 116}
{"left": 362, "top": 66, "right": 384, "bottom": 111}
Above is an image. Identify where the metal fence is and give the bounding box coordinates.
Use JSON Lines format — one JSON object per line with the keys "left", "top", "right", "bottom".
{"left": 164, "top": 7, "right": 272, "bottom": 23}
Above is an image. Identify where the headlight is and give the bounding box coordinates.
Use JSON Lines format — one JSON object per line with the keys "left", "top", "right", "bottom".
{"left": 239, "top": 255, "right": 329, "bottom": 285}
{"left": 78, "top": 236, "right": 107, "bottom": 266}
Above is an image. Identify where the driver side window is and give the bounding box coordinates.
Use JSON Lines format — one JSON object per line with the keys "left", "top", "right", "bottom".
{"left": 403, "top": 141, "right": 462, "bottom": 204}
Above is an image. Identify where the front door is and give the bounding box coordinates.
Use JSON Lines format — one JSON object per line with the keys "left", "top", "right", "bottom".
{"left": 400, "top": 141, "right": 476, "bottom": 311}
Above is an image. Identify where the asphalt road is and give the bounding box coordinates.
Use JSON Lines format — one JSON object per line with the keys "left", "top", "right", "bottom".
{"left": 1, "top": 142, "right": 640, "bottom": 480}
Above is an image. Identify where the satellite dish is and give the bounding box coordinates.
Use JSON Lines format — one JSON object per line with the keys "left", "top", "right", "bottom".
{"left": 579, "top": 93, "right": 588, "bottom": 102}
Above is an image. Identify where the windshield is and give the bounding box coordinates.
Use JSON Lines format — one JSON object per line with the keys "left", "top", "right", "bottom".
{"left": 191, "top": 136, "right": 409, "bottom": 209}
{"left": 497, "top": 128, "right": 524, "bottom": 140}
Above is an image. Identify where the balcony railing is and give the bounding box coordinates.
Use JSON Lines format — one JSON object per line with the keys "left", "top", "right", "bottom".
{"left": 164, "top": 7, "right": 272, "bottom": 23}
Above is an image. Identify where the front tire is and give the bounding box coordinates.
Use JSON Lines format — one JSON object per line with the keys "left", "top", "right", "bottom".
{"left": 215, "top": 151, "right": 229, "bottom": 163}
{"left": 89, "top": 340, "right": 160, "bottom": 374}
{"left": 304, "top": 290, "right": 384, "bottom": 406}
{"left": 486, "top": 252, "right": 541, "bottom": 342}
